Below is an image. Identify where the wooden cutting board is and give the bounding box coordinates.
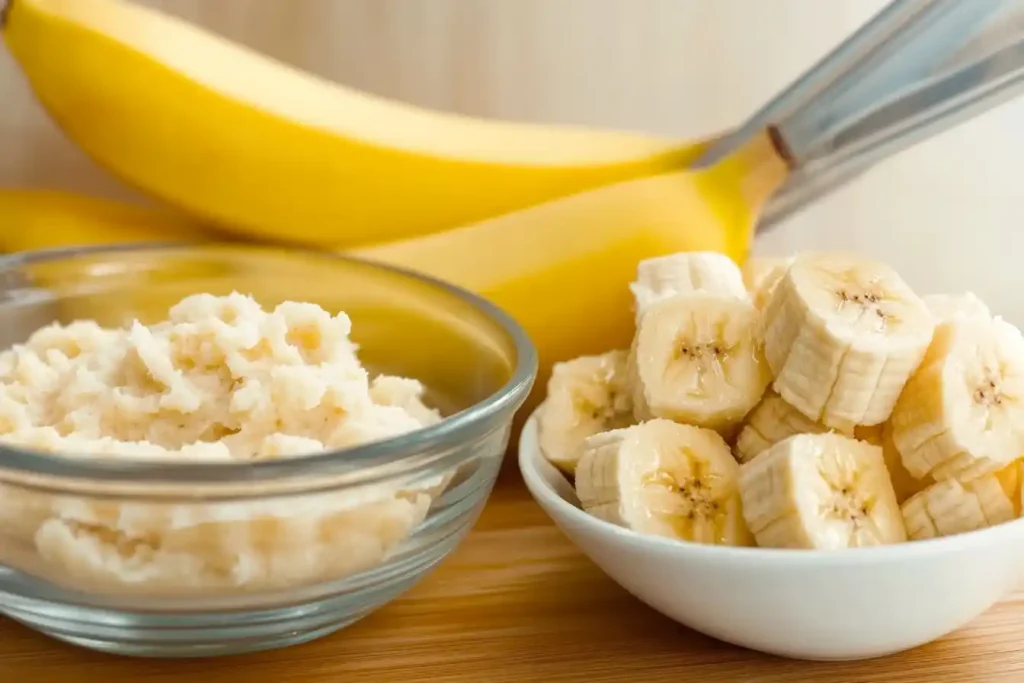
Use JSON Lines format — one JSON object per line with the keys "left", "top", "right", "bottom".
{"left": 3, "top": 479, "right": 1024, "bottom": 682}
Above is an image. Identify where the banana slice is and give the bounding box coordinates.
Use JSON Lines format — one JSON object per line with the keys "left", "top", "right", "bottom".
{"left": 630, "top": 294, "right": 771, "bottom": 431}
{"left": 738, "top": 433, "right": 907, "bottom": 549}
{"left": 890, "top": 316, "right": 1024, "bottom": 482}
{"left": 733, "top": 391, "right": 832, "bottom": 463}
{"left": 742, "top": 256, "right": 792, "bottom": 311}
{"left": 876, "top": 422, "right": 930, "bottom": 504}
{"left": 854, "top": 423, "right": 931, "bottom": 503}
{"left": 763, "top": 252, "right": 934, "bottom": 430}
{"left": 997, "top": 459, "right": 1022, "bottom": 515}
{"left": 922, "top": 292, "right": 990, "bottom": 323}
{"left": 901, "top": 475, "right": 1016, "bottom": 541}
{"left": 538, "top": 350, "right": 633, "bottom": 475}
{"left": 574, "top": 419, "right": 753, "bottom": 546}
{"left": 1018, "top": 459, "right": 1024, "bottom": 516}
{"left": 629, "top": 252, "right": 747, "bottom": 318}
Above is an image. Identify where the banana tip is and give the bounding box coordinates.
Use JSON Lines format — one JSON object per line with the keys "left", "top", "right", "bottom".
{"left": 0, "top": 0, "right": 9, "bottom": 28}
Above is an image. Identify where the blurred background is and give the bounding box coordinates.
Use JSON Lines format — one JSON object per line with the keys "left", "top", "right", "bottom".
{"left": 1, "top": 0, "right": 1022, "bottom": 312}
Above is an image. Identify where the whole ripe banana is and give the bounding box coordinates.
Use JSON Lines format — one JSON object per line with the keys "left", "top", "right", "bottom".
{"left": 0, "top": 189, "right": 208, "bottom": 253}
{"left": 1, "top": 0, "right": 692, "bottom": 248}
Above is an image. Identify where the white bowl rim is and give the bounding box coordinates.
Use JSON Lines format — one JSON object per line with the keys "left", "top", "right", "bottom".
{"left": 519, "top": 405, "right": 1024, "bottom": 567}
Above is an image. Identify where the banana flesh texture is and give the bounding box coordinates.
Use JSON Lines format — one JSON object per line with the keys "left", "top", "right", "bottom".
{"left": 574, "top": 419, "right": 753, "bottom": 546}
{"left": 738, "top": 433, "right": 907, "bottom": 549}
{"left": 537, "top": 351, "right": 634, "bottom": 476}
{"left": 878, "top": 422, "right": 930, "bottom": 504}
{"left": 630, "top": 294, "right": 771, "bottom": 432}
{"left": 628, "top": 253, "right": 770, "bottom": 432}
{"left": 901, "top": 475, "right": 1016, "bottom": 541}
{"left": 890, "top": 316, "right": 1024, "bottom": 482}
{"left": 922, "top": 292, "right": 990, "bottom": 323}
{"left": 733, "top": 391, "right": 833, "bottom": 464}
{"left": 741, "top": 256, "right": 791, "bottom": 311}
{"left": 997, "top": 461, "right": 1022, "bottom": 512}
{"left": 629, "top": 252, "right": 747, "bottom": 319}
{"left": 763, "top": 252, "right": 935, "bottom": 431}
{"left": 850, "top": 423, "right": 928, "bottom": 504}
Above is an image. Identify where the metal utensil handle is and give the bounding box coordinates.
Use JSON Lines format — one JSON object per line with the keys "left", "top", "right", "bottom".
{"left": 694, "top": 0, "right": 1024, "bottom": 231}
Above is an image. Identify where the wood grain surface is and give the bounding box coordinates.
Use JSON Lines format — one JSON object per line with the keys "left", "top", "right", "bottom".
{"left": 3, "top": 480, "right": 1024, "bottom": 682}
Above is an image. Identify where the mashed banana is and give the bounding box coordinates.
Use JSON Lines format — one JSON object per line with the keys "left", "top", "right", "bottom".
{"left": 0, "top": 293, "right": 445, "bottom": 594}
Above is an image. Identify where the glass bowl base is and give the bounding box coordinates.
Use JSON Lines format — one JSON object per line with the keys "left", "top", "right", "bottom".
{"left": 2, "top": 576, "right": 423, "bottom": 658}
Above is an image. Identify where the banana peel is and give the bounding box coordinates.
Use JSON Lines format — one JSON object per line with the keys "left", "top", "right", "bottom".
{"left": 0, "top": 188, "right": 208, "bottom": 252}
{"left": 2, "top": 0, "right": 690, "bottom": 248}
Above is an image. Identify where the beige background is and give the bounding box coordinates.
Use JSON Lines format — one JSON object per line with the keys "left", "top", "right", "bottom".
{"left": 1, "top": 0, "right": 1022, "bottom": 313}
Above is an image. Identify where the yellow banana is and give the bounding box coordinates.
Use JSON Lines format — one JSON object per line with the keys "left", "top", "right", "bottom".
{"left": 0, "top": 189, "right": 224, "bottom": 334}
{"left": 2, "top": 0, "right": 688, "bottom": 249}
{"left": 354, "top": 134, "right": 788, "bottom": 421}
{"left": 0, "top": 188, "right": 208, "bottom": 253}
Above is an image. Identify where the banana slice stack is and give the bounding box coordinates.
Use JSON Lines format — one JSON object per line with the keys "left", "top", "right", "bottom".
{"left": 538, "top": 249, "right": 1024, "bottom": 550}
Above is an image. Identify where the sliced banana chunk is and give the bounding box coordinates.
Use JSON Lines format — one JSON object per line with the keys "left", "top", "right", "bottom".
{"left": 575, "top": 419, "right": 753, "bottom": 546}
{"left": 538, "top": 350, "right": 633, "bottom": 475}
{"left": 631, "top": 294, "right": 771, "bottom": 431}
{"left": 630, "top": 251, "right": 746, "bottom": 318}
{"left": 901, "top": 475, "right": 1016, "bottom": 541}
{"left": 891, "top": 317, "right": 1024, "bottom": 482}
{"left": 738, "top": 433, "right": 906, "bottom": 549}
{"left": 997, "top": 459, "right": 1021, "bottom": 514}
{"left": 763, "top": 251, "right": 934, "bottom": 430}
{"left": 854, "top": 422, "right": 931, "bottom": 503}
{"left": 922, "top": 292, "right": 990, "bottom": 323}
{"left": 734, "top": 391, "right": 832, "bottom": 463}
{"left": 1018, "top": 459, "right": 1024, "bottom": 516}
{"left": 742, "top": 256, "right": 792, "bottom": 311}
{"left": 876, "top": 422, "right": 930, "bottom": 504}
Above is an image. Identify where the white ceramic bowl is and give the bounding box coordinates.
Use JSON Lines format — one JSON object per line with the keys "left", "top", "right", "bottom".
{"left": 519, "top": 407, "right": 1024, "bottom": 661}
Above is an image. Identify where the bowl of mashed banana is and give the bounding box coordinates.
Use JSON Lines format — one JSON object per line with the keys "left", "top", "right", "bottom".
{"left": 0, "top": 243, "right": 536, "bottom": 658}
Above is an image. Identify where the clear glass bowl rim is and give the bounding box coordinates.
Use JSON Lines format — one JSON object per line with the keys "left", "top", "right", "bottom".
{"left": 0, "top": 241, "right": 538, "bottom": 485}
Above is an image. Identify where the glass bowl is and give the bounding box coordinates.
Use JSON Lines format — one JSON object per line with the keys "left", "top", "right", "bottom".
{"left": 0, "top": 243, "right": 537, "bottom": 658}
